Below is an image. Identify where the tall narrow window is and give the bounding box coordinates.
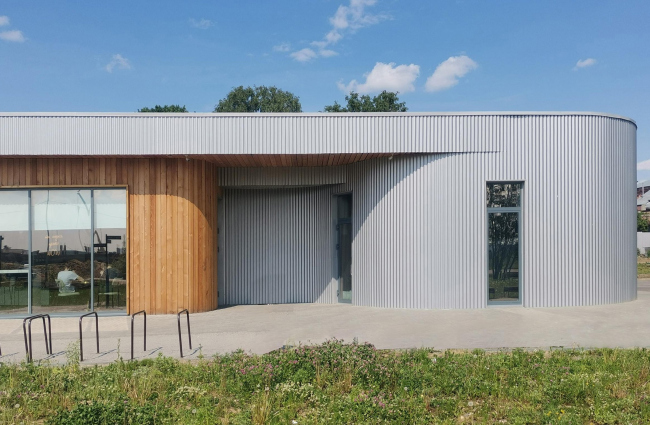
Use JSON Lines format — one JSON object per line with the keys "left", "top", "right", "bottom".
{"left": 93, "top": 189, "right": 127, "bottom": 311}
{"left": 487, "top": 182, "right": 522, "bottom": 304}
{"left": 336, "top": 194, "right": 352, "bottom": 303}
{"left": 0, "top": 190, "right": 30, "bottom": 315}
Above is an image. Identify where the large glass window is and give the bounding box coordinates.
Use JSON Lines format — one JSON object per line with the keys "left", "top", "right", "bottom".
{"left": 0, "top": 188, "right": 127, "bottom": 316}
{"left": 487, "top": 182, "right": 522, "bottom": 304}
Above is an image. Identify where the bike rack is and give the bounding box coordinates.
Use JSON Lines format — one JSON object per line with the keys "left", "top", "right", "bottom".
{"left": 177, "top": 309, "right": 192, "bottom": 358}
{"left": 23, "top": 314, "right": 52, "bottom": 362}
{"left": 79, "top": 312, "right": 99, "bottom": 362}
{"left": 130, "top": 310, "right": 146, "bottom": 360}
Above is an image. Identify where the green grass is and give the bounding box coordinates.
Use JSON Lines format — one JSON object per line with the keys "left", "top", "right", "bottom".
{"left": 638, "top": 260, "right": 650, "bottom": 277}
{"left": 1, "top": 341, "right": 650, "bottom": 424}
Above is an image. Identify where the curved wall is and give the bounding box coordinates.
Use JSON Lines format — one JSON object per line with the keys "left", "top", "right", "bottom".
{"left": 0, "top": 157, "right": 219, "bottom": 314}
{"left": 342, "top": 115, "right": 636, "bottom": 308}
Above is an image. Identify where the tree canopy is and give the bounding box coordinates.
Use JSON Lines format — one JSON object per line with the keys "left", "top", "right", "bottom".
{"left": 138, "top": 105, "right": 188, "bottom": 113}
{"left": 324, "top": 91, "right": 408, "bottom": 112}
{"left": 214, "top": 86, "right": 302, "bottom": 113}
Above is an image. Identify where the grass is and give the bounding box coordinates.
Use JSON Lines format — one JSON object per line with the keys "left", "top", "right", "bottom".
{"left": 1, "top": 340, "right": 650, "bottom": 424}
{"left": 639, "top": 256, "right": 650, "bottom": 278}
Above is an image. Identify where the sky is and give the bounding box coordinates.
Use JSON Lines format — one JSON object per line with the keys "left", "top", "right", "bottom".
{"left": 1, "top": 0, "right": 649, "bottom": 180}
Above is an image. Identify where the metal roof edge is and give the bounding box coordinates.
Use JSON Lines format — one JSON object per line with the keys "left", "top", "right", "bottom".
{"left": 0, "top": 111, "right": 637, "bottom": 126}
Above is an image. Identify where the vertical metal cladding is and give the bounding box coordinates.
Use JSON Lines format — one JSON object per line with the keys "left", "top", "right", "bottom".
{"left": 220, "top": 187, "right": 336, "bottom": 305}
{"left": 345, "top": 115, "right": 636, "bottom": 309}
{"left": 218, "top": 166, "right": 346, "bottom": 187}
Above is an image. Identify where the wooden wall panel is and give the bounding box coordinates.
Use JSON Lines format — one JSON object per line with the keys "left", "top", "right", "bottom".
{"left": 0, "top": 157, "right": 219, "bottom": 314}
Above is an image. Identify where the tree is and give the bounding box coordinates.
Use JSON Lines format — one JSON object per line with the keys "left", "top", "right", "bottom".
{"left": 324, "top": 90, "right": 408, "bottom": 112}
{"left": 138, "top": 105, "right": 188, "bottom": 112}
{"left": 214, "top": 86, "right": 302, "bottom": 112}
{"left": 638, "top": 212, "right": 650, "bottom": 232}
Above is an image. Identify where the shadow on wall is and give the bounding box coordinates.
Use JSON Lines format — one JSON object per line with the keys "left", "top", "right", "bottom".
{"left": 220, "top": 186, "right": 334, "bottom": 305}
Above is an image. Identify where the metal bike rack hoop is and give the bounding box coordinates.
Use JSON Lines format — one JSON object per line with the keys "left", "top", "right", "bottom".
{"left": 177, "top": 309, "right": 192, "bottom": 358}
{"left": 23, "top": 314, "right": 52, "bottom": 362}
{"left": 79, "top": 312, "right": 99, "bottom": 362}
{"left": 130, "top": 310, "right": 146, "bottom": 360}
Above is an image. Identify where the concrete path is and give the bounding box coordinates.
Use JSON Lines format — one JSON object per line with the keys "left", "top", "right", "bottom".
{"left": 2, "top": 281, "right": 650, "bottom": 365}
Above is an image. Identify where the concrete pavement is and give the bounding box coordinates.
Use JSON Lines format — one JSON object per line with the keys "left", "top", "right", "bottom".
{"left": 1, "top": 280, "right": 650, "bottom": 365}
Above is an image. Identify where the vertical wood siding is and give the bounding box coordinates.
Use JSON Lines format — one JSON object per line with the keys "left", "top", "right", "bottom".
{"left": 0, "top": 158, "right": 219, "bottom": 314}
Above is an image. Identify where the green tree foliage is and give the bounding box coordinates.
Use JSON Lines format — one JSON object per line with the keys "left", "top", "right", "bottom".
{"left": 638, "top": 212, "right": 650, "bottom": 232}
{"left": 137, "top": 105, "right": 188, "bottom": 112}
{"left": 324, "top": 90, "right": 408, "bottom": 112}
{"left": 214, "top": 85, "right": 302, "bottom": 112}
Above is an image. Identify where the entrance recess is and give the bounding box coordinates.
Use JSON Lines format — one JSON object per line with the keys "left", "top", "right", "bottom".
{"left": 336, "top": 194, "right": 352, "bottom": 303}
{"left": 487, "top": 182, "right": 522, "bottom": 304}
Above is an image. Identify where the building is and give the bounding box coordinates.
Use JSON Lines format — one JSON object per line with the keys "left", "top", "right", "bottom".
{"left": 0, "top": 112, "right": 637, "bottom": 317}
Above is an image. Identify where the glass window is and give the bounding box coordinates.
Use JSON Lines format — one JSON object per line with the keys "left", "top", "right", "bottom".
{"left": 93, "top": 189, "right": 127, "bottom": 311}
{"left": 0, "top": 191, "right": 30, "bottom": 314}
{"left": 337, "top": 194, "right": 352, "bottom": 220}
{"left": 487, "top": 182, "right": 522, "bottom": 208}
{"left": 0, "top": 187, "right": 127, "bottom": 317}
{"left": 31, "top": 190, "right": 93, "bottom": 314}
{"left": 488, "top": 212, "right": 520, "bottom": 302}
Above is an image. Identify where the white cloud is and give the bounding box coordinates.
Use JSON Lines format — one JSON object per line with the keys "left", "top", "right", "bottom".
{"left": 273, "top": 43, "right": 291, "bottom": 52}
{"left": 189, "top": 18, "right": 212, "bottom": 29}
{"left": 338, "top": 62, "right": 420, "bottom": 94}
{"left": 319, "top": 49, "right": 338, "bottom": 58}
{"left": 105, "top": 54, "right": 131, "bottom": 73}
{"left": 425, "top": 55, "right": 477, "bottom": 92}
{"left": 290, "top": 48, "right": 318, "bottom": 62}
{"left": 574, "top": 58, "right": 596, "bottom": 70}
{"left": 0, "top": 16, "right": 9, "bottom": 26}
{"left": 0, "top": 30, "right": 25, "bottom": 42}
{"left": 638, "top": 159, "right": 650, "bottom": 171}
{"left": 290, "top": 0, "right": 388, "bottom": 62}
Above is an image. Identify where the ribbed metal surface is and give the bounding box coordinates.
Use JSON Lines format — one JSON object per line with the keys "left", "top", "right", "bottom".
{"left": 219, "top": 166, "right": 346, "bottom": 187}
{"left": 219, "top": 115, "right": 636, "bottom": 308}
{"left": 343, "top": 115, "right": 636, "bottom": 308}
{"left": 219, "top": 187, "right": 336, "bottom": 305}
{"left": 0, "top": 112, "right": 635, "bottom": 156}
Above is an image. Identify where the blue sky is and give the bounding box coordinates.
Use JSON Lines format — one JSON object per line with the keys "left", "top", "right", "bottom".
{"left": 1, "top": 0, "right": 648, "bottom": 179}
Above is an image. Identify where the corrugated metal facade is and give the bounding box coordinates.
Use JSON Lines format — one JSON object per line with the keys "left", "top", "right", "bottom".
{"left": 219, "top": 187, "right": 336, "bottom": 305}
{"left": 0, "top": 113, "right": 637, "bottom": 309}
{"left": 217, "top": 115, "right": 636, "bottom": 308}
{"left": 0, "top": 112, "right": 633, "bottom": 156}
{"left": 219, "top": 166, "right": 346, "bottom": 187}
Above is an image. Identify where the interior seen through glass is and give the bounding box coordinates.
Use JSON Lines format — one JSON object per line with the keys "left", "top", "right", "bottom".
{"left": 0, "top": 188, "right": 126, "bottom": 316}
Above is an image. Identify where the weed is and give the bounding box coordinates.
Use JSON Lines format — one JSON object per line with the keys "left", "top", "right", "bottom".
{"left": 1, "top": 341, "right": 650, "bottom": 423}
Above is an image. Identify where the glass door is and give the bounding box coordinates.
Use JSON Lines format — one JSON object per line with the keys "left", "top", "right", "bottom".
{"left": 488, "top": 211, "right": 520, "bottom": 302}
{"left": 336, "top": 194, "right": 352, "bottom": 303}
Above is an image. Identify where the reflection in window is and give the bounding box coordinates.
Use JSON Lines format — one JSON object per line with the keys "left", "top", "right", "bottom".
{"left": 31, "top": 190, "right": 93, "bottom": 314}
{"left": 94, "top": 189, "right": 127, "bottom": 311}
{"left": 488, "top": 212, "right": 519, "bottom": 302}
{"left": 487, "top": 182, "right": 522, "bottom": 208}
{"left": 0, "top": 191, "right": 29, "bottom": 314}
{"left": 0, "top": 188, "right": 127, "bottom": 316}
